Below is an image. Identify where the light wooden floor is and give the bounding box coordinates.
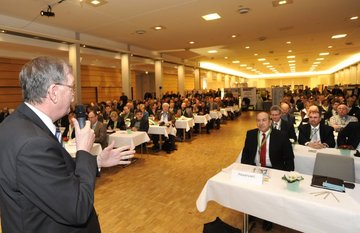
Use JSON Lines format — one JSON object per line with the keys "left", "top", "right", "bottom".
{"left": 95, "top": 111, "right": 300, "bottom": 233}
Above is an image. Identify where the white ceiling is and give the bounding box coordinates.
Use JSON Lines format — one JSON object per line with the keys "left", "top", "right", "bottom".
{"left": 0, "top": 0, "right": 360, "bottom": 77}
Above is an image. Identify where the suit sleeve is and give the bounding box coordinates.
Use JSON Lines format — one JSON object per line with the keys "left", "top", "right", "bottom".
{"left": 323, "top": 126, "right": 336, "bottom": 148}
{"left": 17, "top": 137, "right": 97, "bottom": 226}
{"left": 297, "top": 125, "right": 309, "bottom": 145}
{"left": 241, "top": 131, "right": 255, "bottom": 165}
{"left": 337, "top": 125, "right": 349, "bottom": 147}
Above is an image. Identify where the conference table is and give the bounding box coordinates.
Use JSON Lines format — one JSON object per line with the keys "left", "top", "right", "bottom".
{"left": 64, "top": 141, "right": 102, "bottom": 158}
{"left": 107, "top": 130, "right": 150, "bottom": 150}
{"left": 175, "top": 117, "right": 194, "bottom": 141}
{"left": 197, "top": 163, "right": 360, "bottom": 233}
{"left": 148, "top": 125, "right": 177, "bottom": 150}
{"left": 293, "top": 144, "right": 359, "bottom": 182}
{"left": 209, "top": 110, "right": 222, "bottom": 120}
{"left": 193, "top": 114, "right": 211, "bottom": 133}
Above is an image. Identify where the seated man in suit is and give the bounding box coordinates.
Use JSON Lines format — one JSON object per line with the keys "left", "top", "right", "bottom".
{"left": 270, "top": 105, "right": 297, "bottom": 142}
{"left": 241, "top": 111, "right": 294, "bottom": 231}
{"left": 120, "top": 106, "right": 134, "bottom": 128}
{"left": 107, "top": 111, "right": 126, "bottom": 130}
{"left": 298, "top": 107, "right": 335, "bottom": 149}
{"left": 88, "top": 109, "right": 108, "bottom": 149}
{"left": 280, "top": 102, "right": 296, "bottom": 126}
{"left": 241, "top": 111, "right": 295, "bottom": 171}
{"left": 337, "top": 122, "right": 360, "bottom": 150}
{"left": 130, "top": 109, "right": 149, "bottom": 132}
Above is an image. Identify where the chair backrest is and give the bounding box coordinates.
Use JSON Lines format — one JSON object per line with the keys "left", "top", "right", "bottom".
{"left": 313, "top": 153, "right": 355, "bottom": 182}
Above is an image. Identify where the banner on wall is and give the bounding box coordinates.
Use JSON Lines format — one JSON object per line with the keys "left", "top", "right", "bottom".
{"left": 272, "top": 87, "right": 285, "bottom": 106}
{"left": 240, "top": 87, "right": 257, "bottom": 106}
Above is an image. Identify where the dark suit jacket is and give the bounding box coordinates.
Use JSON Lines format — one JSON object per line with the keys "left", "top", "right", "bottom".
{"left": 130, "top": 118, "right": 149, "bottom": 132}
{"left": 281, "top": 113, "right": 295, "bottom": 126}
{"left": 274, "top": 119, "right": 297, "bottom": 142}
{"left": 107, "top": 118, "right": 126, "bottom": 130}
{"left": 241, "top": 129, "right": 294, "bottom": 171}
{"left": 337, "top": 122, "right": 360, "bottom": 149}
{"left": 0, "top": 103, "right": 100, "bottom": 233}
{"left": 298, "top": 123, "right": 336, "bottom": 148}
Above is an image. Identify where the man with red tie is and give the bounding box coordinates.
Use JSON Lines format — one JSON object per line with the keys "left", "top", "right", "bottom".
{"left": 240, "top": 112, "right": 294, "bottom": 231}
{"left": 241, "top": 111, "right": 294, "bottom": 171}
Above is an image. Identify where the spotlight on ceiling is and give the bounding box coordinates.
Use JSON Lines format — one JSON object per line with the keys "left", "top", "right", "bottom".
{"left": 40, "top": 5, "right": 55, "bottom": 17}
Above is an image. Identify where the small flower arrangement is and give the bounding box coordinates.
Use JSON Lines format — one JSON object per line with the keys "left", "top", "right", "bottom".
{"left": 282, "top": 171, "right": 304, "bottom": 183}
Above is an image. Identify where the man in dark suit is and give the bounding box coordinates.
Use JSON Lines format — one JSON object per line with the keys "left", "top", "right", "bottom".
{"left": 0, "top": 56, "right": 134, "bottom": 233}
{"left": 298, "top": 109, "right": 335, "bottom": 149}
{"left": 241, "top": 112, "right": 294, "bottom": 231}
{"left": 337, "top": 122, "right": 360, "bottom": 150}
{"left": 241, "top": 112, "right": 295, "bottom": 171}
{"left": 130, "top": 109, "right": 149, "bottom": 132}
{"left": 270, "top": 105, "right": 297, "bottom": 142}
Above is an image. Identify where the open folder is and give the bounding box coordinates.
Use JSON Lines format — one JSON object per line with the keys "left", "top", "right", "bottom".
{"left": 311, "top": 175, "right": 345, "bottom": 192}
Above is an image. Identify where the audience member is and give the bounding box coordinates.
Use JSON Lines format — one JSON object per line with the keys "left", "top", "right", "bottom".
{"left": 337, "top": 122, "right": 360, "bottom": 150}
{"left": 88, "top": 109, "right": 108, "bottom": 149}
{"left": 328, "top": 103, "right": 358, "bottom": 132}
{"left": 107, "top": 111, "right": 126, "bottom": 130}
{"left": 270, "top": 105, "right": 297, "bottom": 142}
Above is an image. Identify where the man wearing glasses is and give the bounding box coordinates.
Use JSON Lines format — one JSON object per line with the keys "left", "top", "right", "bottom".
{"left": 0, "top": 56, "right": 135, "bottom": 233}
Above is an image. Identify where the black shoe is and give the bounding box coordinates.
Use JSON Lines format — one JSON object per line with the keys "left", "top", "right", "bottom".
{"left": 262, "top": 220, "right": 273, "bottom": 231}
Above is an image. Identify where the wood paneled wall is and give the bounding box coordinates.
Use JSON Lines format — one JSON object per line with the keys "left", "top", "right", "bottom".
{"left": 0, "top": 57, "right": 138, "bottom": 109}
{"left": 0, "top": 58, "right": 28, "bottom": 109}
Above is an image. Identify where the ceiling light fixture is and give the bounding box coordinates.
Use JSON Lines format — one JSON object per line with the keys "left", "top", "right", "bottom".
{"left": 189, "top": 41, "right": 195, "bottom": 44}
{"left": 153, "top": 26, "right": 166, "bottom": 30}
{"left": 208, "top": 50, "right": 218, "bottom": 54}
{"left": 231, "top": 35, "right": 237, "bottom": 38}
{"left": 319, "top": 52, "right": 329, "bottom": 56}
{"left": 245, "top": 46, "right": 250, "bottom": 49}
{"left": 331, "top": 34, "right": 347, "bottom": 39}
{"left": 350, "top": 16, "right": 359, "bottom": 20}
{"left": 286, "top": 41, "right": 292, "bottom": 44}
{"left": 288, "top": 50, "right": 292, "bottom": 53}
{"left": 202, "top": 13, "right": 221, "bottom": 21}
{"left": 85, "top": 0, "right": 108, "bottom": 7}
{"left": 232, "top": 60, "right": 240, "bottom": 64}
{"left": 328, "top": 46, "right": 333, "bottom": 49}
{"left": 258, "top": 58, "right": 266, "bottom": 61}
{"left": 287, "top": 55, "right": 295, "bottom": 59}
{"left": 316, "top": 58, "right": 325, "bottom": 60}
{"left": 40, "top": 5, "right": 55, "bottom": 17}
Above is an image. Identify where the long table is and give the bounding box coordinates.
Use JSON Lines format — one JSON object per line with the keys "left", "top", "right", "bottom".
{"left": 148, "top": 125, "right": 176, "bottom": 150}
{"left": 293, "top": 144, "right": 359, "bottom": 182}
{"left": 196, "top": 163, "right": 360, "bottom": 233}
{"left": 175, "top": 117, "right": 194, "bottom": 140}
{"left": 107, "top": 130, "right": 150, "bottom": 150}
{"left": 64, "top": 141, "right": 102, "bottom": 158}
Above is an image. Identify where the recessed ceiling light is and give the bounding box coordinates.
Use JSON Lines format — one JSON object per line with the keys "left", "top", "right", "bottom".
{"left": 189, "top": 41, "right": 195, "bottom": 44}
{"left": 288, "top": 50, "right": 292, "bottom": 53}
{"left": 202, "top": 13, "right": 221, "bottom": 21}
{"left": 287, "top": 55, "right": 295, "bottom": 59}
{"left": 224, "top": 57, "right": 228, "bottom": 59}
{"left": 316, "top": 58, "right": 324, "bottom": 60}
{"left": 319, "top": 52, "right": 329, "bottom": 56}
{"left": 232, "top": 60, "right": 240, "bottom": 64}
{"left": 245, "top": 46, "right": 250, "bottom": 49}
{"left": 258, "top": 58, "right": 266, "bottom": 61}
{"left": 208, "top": 50, "right": 218, "bottom": 53}
{"left": 279, "top": 0, "right": 288, "bottom": 5}
{"left": 288, "top": 60, "right": 295, "bottom": 63}
{"left": 231, "top": 35, "right": 237, "bottom": 38}
{"left": 328, "top": 45, "right": 333, "bottom": 49}
{"left": 289, "top": 64, "right": 296, "bottom": 66}
{"left": 85, "top": 0, "right": 107, "bottom": 6}
{"left": 314, "top": 62, "right": 321, "bottom": 64}
{"left": 350, "top": 16, "right": 359, "bottom": 20}
{"left": 240, "top": 64, "right": 247, "bottom": 67}
{"left": 286, "top": 41, "right": 292, "bottom": 44}
{"left": 153, "top": 26, "right": 165, "bottom": 30}
{"left": 331, "top": 34, "right": 347, "bottom": 39}
{"left": 263, "top": 62, "right": 270, "bottom": 65}
{"left": 266, "top": 65, "right": 273, "bottom": 68}
{"left": 135, "top": 30, "right": 146, "bottom": 35}
{"left": 246, "top": 67, "right": 252, "bottom": 70}
{"left": 254, "top": 53, "right": 258, "bottom": 56}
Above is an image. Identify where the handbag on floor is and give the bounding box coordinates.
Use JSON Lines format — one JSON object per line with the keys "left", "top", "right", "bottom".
{"left": 203, "top": 217, "right": 241, "bottom": 233}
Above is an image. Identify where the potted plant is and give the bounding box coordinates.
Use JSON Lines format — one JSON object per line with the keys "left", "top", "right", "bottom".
{"left": 282, "top": 171, "right": 304, "bottom": 191}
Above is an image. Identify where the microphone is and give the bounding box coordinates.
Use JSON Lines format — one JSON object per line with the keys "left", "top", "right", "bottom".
{"left": 75, "top": 105, "right": 86, "bottom": 129}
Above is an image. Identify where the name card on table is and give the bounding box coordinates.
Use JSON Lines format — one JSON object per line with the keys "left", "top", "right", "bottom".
{"left": 231, "top": 169, "right": 263, "bottom": 185}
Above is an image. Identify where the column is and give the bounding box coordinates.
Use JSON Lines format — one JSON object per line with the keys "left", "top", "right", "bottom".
{"left": 69, "top": 43, "right": 81, "bottom": 104}
{"left": 177, "top": 65, "right": 185, "bottom": 96}
{"left": 155, "top": 60, "right": 163, "bottom": 99}
{"left": 224, "top": 75, "right": 230, "bottom": 88}
{"left": 121, "top": 53, "right": 131, "bottom": 98}
{"left": 194, "top": 68, "right": 200, "bottom": 90}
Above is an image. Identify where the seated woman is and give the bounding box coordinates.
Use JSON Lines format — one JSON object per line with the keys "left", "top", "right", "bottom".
{"left": 107, "top": 111, "right": 126, "bottom": 130}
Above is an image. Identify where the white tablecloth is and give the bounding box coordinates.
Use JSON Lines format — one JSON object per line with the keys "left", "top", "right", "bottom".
{"left": 293, "top": 144, "right": 359, "bottom": 182}
{"left": 64, "top": 142, "right": 102, "bottom": 158}
{"left": 209, "top": 110, "right": 222, "bottom": 119}
{"left": 193, "top": 114, "right": 211, "bottom": 125}
{"left": 220, "top": 108, "right": 228, "bottom": 117}
{"left": 175, "top": 117, "right": 194, "bottom": 132}
{"left": 148, "top": 125, "right": 177, "bottom": 137}
{"left": 196, "top": 163, "right": 360, "bottom": 233}
{"left": 108, "top": 130, "right": 150, "bottom": 149}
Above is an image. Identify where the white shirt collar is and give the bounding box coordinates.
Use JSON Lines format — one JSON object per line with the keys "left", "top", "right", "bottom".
{"left": 25, "top": 102, "right": 56, "bottom": 135}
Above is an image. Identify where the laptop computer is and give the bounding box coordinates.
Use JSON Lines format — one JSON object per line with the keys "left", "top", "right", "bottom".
{"left": 313, "top": 152, "right": 355, "bottom": 182}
